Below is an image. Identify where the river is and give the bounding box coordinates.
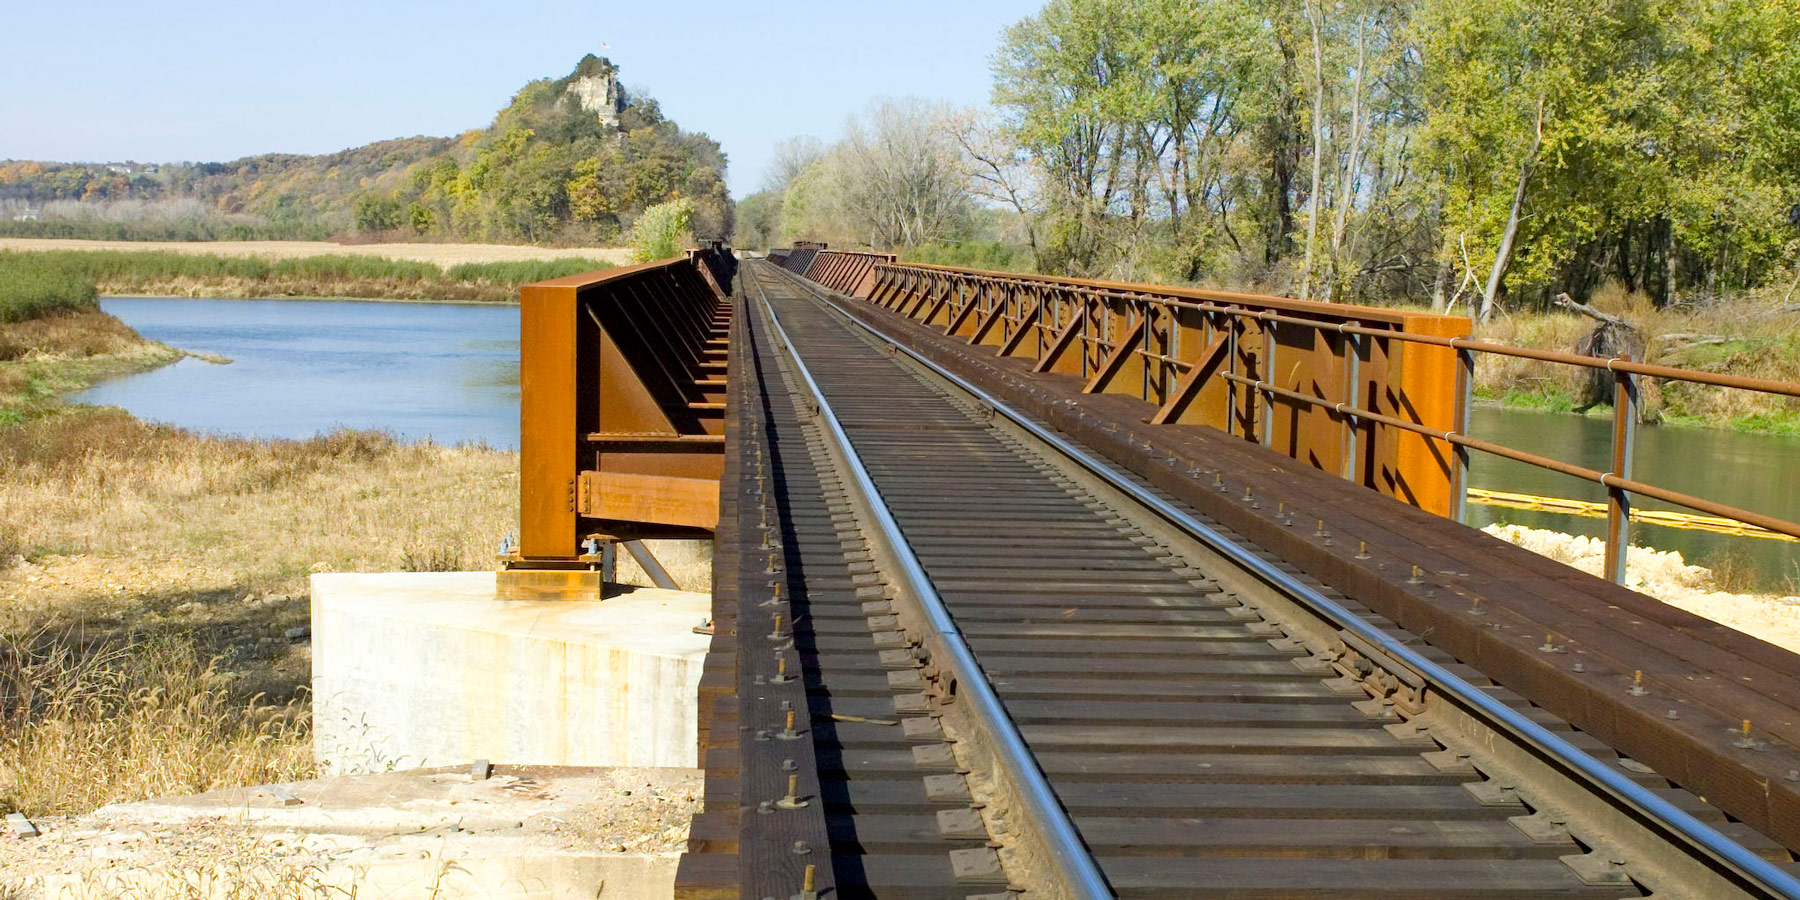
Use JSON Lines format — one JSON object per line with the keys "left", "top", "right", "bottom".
{"left": 78, "top": 296, "right": 1797, "bottom": 588}
{"left": 76, "top": 297, "right": 519, "bottom": 448}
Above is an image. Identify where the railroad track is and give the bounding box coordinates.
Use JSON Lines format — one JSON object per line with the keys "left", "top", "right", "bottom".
{"left": 681, "top": 259, "right": 1800, "bottom": 899}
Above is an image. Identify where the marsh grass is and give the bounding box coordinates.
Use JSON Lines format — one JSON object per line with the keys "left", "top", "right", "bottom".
{"left": 0, "top": 249, "right": 614, "bottom": 304}
{"left": 0, "top": 255, "right": 98, "bottom": 323}
{"left": 0, "top": 309, "right": 182, "bottom": 425}
{"left": 1475, "top": 283, "right": 1800, "bottom": 432}
{"left": 0, "top": 629, "right": 309, "bottom": 817}
{"left": 0, "top": 411, "right": 517, "bottom": 817}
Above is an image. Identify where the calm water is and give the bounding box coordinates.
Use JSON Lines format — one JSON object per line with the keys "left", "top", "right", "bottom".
{"left": 81, "top": 297, "right": 1796, "bottom": 585}
{"left": 1465, "top": 406, "right": 1799, "bottom": 587}
{"left": 77, "top": 297, "right": 519, "bottom": 448}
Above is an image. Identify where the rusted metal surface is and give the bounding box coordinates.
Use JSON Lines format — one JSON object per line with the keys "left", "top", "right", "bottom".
{"left": 675, "top": 268, "right": 840, "bottom": 899}
{"left": 788, "top": 262, "right": 1800, "bottom": 860}
{"left": 852, "top": 259, "right": 1471, "bottom": 517}
{"left": 501, "top": 248, "right": 735, "bottom": 598}
{"left": 777, "top": 245, "right": 819, "bottom": 278}
{"left": 790, "top": 255, "right": 1800, "bottom": 581}
{"left": 697, "top": 260, "right": 1800, "bottom": 898}
{"left": 800, "top": 249, "right": 897, "bottom": 298}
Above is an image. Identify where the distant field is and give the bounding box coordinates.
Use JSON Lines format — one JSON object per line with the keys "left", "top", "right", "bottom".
{"left": 0, "top": 239, "right": 634, "bottom": 267}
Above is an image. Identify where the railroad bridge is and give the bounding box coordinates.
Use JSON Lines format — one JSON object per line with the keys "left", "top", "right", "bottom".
{"left": 498, "top": 246, "right": 1800, "bottom": 899}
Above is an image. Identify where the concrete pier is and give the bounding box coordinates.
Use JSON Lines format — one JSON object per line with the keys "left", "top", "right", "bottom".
{"left": 311, "top": 571, "right": 710, "bottom": 775}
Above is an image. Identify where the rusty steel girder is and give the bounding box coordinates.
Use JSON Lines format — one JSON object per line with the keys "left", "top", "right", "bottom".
{"left": 799, "top": 249, "right": 896, "bottom": 297}
{"left": 821, "top": 259, "right": 1470, "bottom": 517}
{"left": 500, "top": 246, "right": 736, "bottom": 599}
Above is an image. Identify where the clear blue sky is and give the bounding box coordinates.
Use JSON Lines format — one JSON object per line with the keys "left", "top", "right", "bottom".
{"left": 0, "top": 0, "right": 1043, "bottom": 199}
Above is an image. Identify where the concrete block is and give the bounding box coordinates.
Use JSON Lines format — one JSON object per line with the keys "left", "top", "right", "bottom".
{"left": 311, "top": 571, "right": 709, "bottom": 775}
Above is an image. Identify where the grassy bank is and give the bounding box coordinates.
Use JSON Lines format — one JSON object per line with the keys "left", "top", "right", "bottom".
{"left": 0, "top": 295, "right": 518, "bottom": 817}
{"left": 0, "top": 249, "right": 615, "bottom": 304}
{"left": 1, "top": 254, "right": 183, "bottom": 425}
{"left": 1474, "top": 288, "right": 1800, "bottom": 434}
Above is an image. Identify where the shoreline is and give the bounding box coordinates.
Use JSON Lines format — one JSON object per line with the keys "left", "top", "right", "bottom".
{"left": 102, "top": 292, "right": 521, "bottom": 307}
{"left": 0, "top": 238, "right": 633, "bottom": 266}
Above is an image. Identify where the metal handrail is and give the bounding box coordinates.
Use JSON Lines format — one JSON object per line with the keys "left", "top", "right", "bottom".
{"left": 786, "top": 263, "right": 1800, "bottom": 900}
{"left": 851, "top": 259, "right": 1800, "bottom": 584}
{"left": 872, "top": 262, "right": 1800, "bottom": 397}
{"left": 1211, "top": 370, "right": 1800, "bottom": 540}
{"left": 748, "top": 266, "right": 1116, "bottom": 900}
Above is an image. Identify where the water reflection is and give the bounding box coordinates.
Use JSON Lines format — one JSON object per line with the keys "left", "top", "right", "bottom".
{"left": 1465, "top": 405, "right": 1798, "bottom": 588}
{"left": 77, "top": 297, "right": 520, "bottom": 448}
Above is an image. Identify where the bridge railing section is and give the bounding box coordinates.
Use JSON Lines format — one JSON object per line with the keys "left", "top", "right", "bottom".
{"left": 801, "top": 249, "right": 897, "bottom": 297}
{"left": 857, "top": 260, "right": 1470, "bottom": 520}
{"left": 500, "top": 247, "right": 735, "bottom": 599}
{"left": 778, "top": 254, "right": 1800, "bottom": 584}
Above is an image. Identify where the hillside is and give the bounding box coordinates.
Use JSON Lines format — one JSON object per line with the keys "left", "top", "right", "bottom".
{"left": 0, "top": 55, "right": 730, "bottom": 246}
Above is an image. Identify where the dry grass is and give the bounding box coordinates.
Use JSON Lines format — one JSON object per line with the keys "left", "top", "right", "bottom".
{"left": 0, "top": 631, "right": 309, "bottom": 818}
{"left": 0, "top": 411, "right": 518, "bottom": 817}
{"left": 93, "top": 273, "right": 516, "bottom": 304}
{"left": 1473, "top": 310, "right": 1594, "bottom": 410}
{"left": 0, "top": 311, "right": 180, "bottom": 425}
{"left": 1475, "top": 282, "right": 1800, "bottom": 430}
{"left": 0, "top": 310, "right": 158, "bottom": 363}
{"left": 0, "top": 239, "right": 633, "bottom": 268}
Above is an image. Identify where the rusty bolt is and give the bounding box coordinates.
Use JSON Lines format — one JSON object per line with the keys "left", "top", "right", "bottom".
{"left": 776, "top": 774, "right": 807, "bottom": 809}
{"left": 777, "top": 710, "right": 801, "bottom": 741}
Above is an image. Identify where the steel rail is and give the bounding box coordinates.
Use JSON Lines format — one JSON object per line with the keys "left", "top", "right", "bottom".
{"left": 745, "top": 264, "right": 1115, "bottom": 900}
{"left": 769, "top": 262, "right": 1800, "bottom": 900}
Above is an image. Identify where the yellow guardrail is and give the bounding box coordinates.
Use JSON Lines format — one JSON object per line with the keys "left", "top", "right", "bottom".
{"left": 1468, "top": 488, "right": 1798, "bottom": 543}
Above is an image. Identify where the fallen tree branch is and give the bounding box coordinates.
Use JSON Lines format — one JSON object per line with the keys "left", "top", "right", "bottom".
{"left": 1553, "top": 292, "right": 1635, "bottom": 329}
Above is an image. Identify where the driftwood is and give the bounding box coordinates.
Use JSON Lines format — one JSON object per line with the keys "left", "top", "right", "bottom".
{"left": 1554, "top": 293, "right": 1650, "bottom": 416}
{"left": 1553, "top": 292, "right": 1633, "bottom": 328}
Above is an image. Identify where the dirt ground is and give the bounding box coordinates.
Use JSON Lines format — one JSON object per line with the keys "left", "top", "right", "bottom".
{"left": 0, "top": 765, "right": 700, "bottom": 900}
{"left": 0, "top": 239, "right": 633, "bottom": 267}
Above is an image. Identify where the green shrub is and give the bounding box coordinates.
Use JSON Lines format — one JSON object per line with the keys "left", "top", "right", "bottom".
{"left": 901, "top": 241, "right": 1034, "bottom": 273}
{"left": 0, "top": 250, "right": 622, "bottom": 304}
{"left": 0, "top": 253, "right": 100, "bottom": 323}
{"left": 628, "top": 199, "right": 694, "bottom": 263}
{"left": 268, "top": 254, "right": 439, "bottom": 281}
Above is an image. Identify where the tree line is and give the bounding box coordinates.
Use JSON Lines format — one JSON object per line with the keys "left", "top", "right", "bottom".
{"left": 738, "top": 0, "right": 1800, "bottom": 317}
{"left": 0, "top": 56, "right": 731, "bottom": 248}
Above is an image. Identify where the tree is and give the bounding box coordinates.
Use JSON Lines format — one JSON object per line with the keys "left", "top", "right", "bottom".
{"left": 763, "top": 137, "right": 826, "bottom": 194}
{"left": 351, "top": 193, "right": 402, "bottom": 233}
{"left": 775, "top": 99, "right": 973, "bottom": 251}
{"left": 733, "top": 191, "right": 783, "bottom": 250}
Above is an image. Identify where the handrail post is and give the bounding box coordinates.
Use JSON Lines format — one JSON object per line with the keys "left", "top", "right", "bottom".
{"left": 1261, "top": 318, "right": 1276, "bottom": 448}
{"left": 1450, "top": 346, "right": 1475, "bottom": 523}
{"left": 1605, "top": 364, "right": 1638, "bottom": 584}
{"left": 1341, "top": 330, "right": 1362, "bottom": 482}
{"left": 1225, "top": 312, "right": 1241, "bottom": 438}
